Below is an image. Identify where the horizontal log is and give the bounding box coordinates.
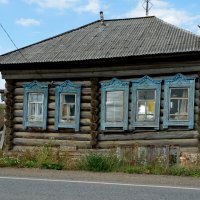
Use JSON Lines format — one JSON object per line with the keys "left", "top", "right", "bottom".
{"left": 4, "top": 65, "right": 200, "bottom": 80}
{"left": 48, "top": 102, "right": 91, "bottom": 110}
{"left": 13, "top": 110, "right": 91, "bottom": 119}
{"left": 13, "top": 117, "right": 91, "bottom": 126}
{"left": 12, "top": 146, "right": 82, "bottom": 153}
{"left": 14, "top": 132, "right": 91, "bottom": 141}
{"left": 98, "top": 131, "right": 199, "bottom": 141}
{"left": 48, "top": 95, "right": 91, "bottom": 102}
{"left": 180, "top": 147, "right": 199, "bottom": 153}
{"left": 97, "top": 139, "right": 199, "bottom": 149}
{"left": 14, "top": 88, "right": 91, "bottom": 96}
{"left": 13, "top": 124, "right": 91, "bottom": 132}
{"left": 13, "top": 138, "right": 91, "bottom": 149}
{"left": 15, "top": 81, "right": 92, "bottom": 88}
{"left": 14, "top": 95, "right": 23, "bottom": 102}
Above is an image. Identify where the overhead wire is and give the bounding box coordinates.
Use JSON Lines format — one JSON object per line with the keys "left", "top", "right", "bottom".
{"left": 0, "top": 23, "right": 29, "bottom": 62}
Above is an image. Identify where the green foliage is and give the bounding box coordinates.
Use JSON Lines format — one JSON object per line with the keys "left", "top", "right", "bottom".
{"left": 41, "top": 163, "right": 64, "bottom": 170}
{"left": 34, "top": 144, "right": 64, "bottom": 170}
{"left": 77, "top": 152, "right": 121, "bottom": 172}
{"left": 168, "top": 165, "right": 200, "bottom": 177}
{"left": 24, "top": 160, "right": 37, "bottom": 168}
{"left": 0, "top": 156, "right": 20, "bottom": 167}
{"left": 121, "top": 165, "right": 149, "bottom": 174}
{"left": 0, "top": 147, "right": 200, "bottom": 177}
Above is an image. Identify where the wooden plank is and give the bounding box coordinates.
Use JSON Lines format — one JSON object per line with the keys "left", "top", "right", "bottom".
{"left": 98, "top": 131, "right": 199, "bottom": 141}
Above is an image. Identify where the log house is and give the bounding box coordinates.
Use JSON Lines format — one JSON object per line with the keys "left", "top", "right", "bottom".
{"left": 0, "top": 14, "right": 200, "bottom": 155}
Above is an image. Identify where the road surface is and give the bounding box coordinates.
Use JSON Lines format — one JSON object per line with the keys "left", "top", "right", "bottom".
{"left": 0, "top": 168, "right": 199, "bottom": 200}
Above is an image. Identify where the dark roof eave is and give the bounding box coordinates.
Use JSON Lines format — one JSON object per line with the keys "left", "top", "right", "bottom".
{"left": 1, "top": 51, "right": 200, "bottom": 67}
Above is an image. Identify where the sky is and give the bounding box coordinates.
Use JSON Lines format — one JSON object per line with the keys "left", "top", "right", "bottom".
{"left": 0, "top": 0, "right": 200, "bottom": 89}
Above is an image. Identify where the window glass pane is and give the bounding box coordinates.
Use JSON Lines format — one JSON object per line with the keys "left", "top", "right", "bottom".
{"left": 37, "top": 94, "right": 43, "bottom": 102}
{"left": 136, "top": 90, "right": 156, "bottom": 122}
{"left": 138, "top": 90, "right": 155, "bottom": 100}
{"left": 29, "top": 93, "right": 43, "bottom": 102}
{"left": 63, "top": 94, "right": 75, "bottom": 103}
{"left": 146, "top": 114, "right": 154, "bottom": 120}
{"left": 60, "top": 94, "right": 76, "bottom": 122}
{"left": 106, "top": 91, "right": 124, "bottom": 122}
{"left": 170, "top": 99, "right": 178, "bottom": 114}
{"left": 28, "top": 93, "right": 44, "bottom": 122}
{"left": 147, "top": 101, "right": 155, "bottom": 114}
{"left": 170, "top": 88, "right": 188, "bottom": 98}
{"left": 169, "top": 89, "right": 188, "bottom": 121}
{"left": 38, "top": 103, "right": 43, "bottom": 115}
{"left": 29, "top": 103, "right": 36, "bottom": 116}
{"left": 137, "top": 101, "right": 145, "bottom": 114}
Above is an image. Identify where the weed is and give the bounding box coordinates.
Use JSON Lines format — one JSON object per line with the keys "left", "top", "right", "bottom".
{"left": 77, "top": 152, "right": 121, "bottom": 172}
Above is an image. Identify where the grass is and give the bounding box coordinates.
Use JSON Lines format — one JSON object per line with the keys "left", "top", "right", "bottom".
{"left": 76, "top": 152, "right": 121, "bottom": 172}
{"left": 1, "top": 147, "right": 200, "bottom": 177}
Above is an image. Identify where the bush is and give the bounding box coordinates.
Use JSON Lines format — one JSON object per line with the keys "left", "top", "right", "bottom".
{"left": 168, "top": 165, "right": 200, "bottom": 177}
{"left": 77, "top": 152, "right": 121, "bottom": 172}
{"left": 0, "top": 156, "right": 20, "bottom": 167}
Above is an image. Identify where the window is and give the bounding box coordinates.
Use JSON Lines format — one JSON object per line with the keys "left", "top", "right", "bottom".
{"left": 28, "top": 93, "right": 44, "bottom": 122}
{"left": 59, "top": 94, "right": 76, "bottom": 123}
{"left": 23, "top": 81, "right": 48, "bottom": 129}
{"left": 132, "top": 76, "right": 161, "bottom": 130}
{"left": 169, "top": 88, "right": 188, "bottom": 121}
{"left": 106, "top": 91, "right": 124, "bottom": 123}
{"left": 101, "top": 78, "right": 129, "bottom": 130}
{"left": 55, "top": 80, "right": 81, "bottom": 132}
{"left": 163, "top": 73, "right": 195, "bottom": 129}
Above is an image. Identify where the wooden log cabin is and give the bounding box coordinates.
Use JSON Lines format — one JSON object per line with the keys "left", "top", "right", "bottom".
{"left": 0, "top": 14, "right": 200, "bottom": 155}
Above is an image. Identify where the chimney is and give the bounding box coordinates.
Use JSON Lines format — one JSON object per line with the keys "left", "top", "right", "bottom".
{"left": 100, "top": 11, "right": 105, "bottom": 26}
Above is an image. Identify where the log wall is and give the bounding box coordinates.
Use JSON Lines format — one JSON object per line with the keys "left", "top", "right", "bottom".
{"left": 97, "top": 73, "right": 200, "bottom": 153}
{"left": 3, "top": 63, "right": 200, "bottom": 154}
{"left": 12, "top": 80, "right": 93, "bottom": 150}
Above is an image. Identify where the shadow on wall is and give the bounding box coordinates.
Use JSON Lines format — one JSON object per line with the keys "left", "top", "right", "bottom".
{"left": 0, "top": 103, "right": 4, "bottom": 131}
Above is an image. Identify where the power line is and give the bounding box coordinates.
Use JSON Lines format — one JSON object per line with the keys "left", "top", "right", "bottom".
{"left": 0, "top": 23, "right": 29, "bottom": 62}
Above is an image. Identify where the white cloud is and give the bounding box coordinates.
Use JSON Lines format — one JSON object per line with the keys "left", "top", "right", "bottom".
{"left": 25, "top": 0, "right": 77, "bottom": 10}
{"left": 16, "top": 18, "right": 40, "bottom": 27}
{"left": 123, "top": 0, "right": 200, "bottom": 35}
{"left": 0, "top": 0, "right": 8, "bottom": 4}
{"left": 76, "top": 0, "right": 100, "bottom": 14}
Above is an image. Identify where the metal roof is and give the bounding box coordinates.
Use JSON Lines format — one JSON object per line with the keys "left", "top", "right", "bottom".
{"left": 1, "top": 16, "right": 200, "bottom": 64}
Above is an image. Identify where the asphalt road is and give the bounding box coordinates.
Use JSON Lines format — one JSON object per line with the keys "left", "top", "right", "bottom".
{"left": 0, "top": 168, "right": 199, "bottom": 200}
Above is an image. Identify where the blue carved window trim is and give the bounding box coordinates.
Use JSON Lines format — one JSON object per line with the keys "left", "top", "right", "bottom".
{"left": 163, "top": 73, "right": 195, "bottom": 129}
{"left": 131, "top": 75, "right": 161, "bottom": 130}
{"left": 23, "top": 80, "right": 48, "bottom": 129}
{"left": 54, "top": 80, "right": 81, "bottom": 132}
{"left": 100, "top": 78, "right": 129, "bottom": 131}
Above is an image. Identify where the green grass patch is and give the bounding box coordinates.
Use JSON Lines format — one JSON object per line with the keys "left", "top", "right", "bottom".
{"left": 77, "top": 152, "right": 121, "bottom": 172}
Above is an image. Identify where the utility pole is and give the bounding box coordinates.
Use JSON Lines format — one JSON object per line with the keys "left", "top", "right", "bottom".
{"left": 143, "top": 0, "right": 153, "bottom": 16}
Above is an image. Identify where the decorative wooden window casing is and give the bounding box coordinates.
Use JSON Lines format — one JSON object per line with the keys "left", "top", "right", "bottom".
{"left": 23, "top": 80, "right": 48, "bottom": 129}
{"left": 55, "top": 80, "right": 81, "bottom": 132}
{"left": 132, "top": 75, "right": 161, "bottom": 130}
{"left": 163, "top": 73, "right": 195, "bottom": 129}
{"left": 101, "top": 78, "right": 129, "bottom": 130}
